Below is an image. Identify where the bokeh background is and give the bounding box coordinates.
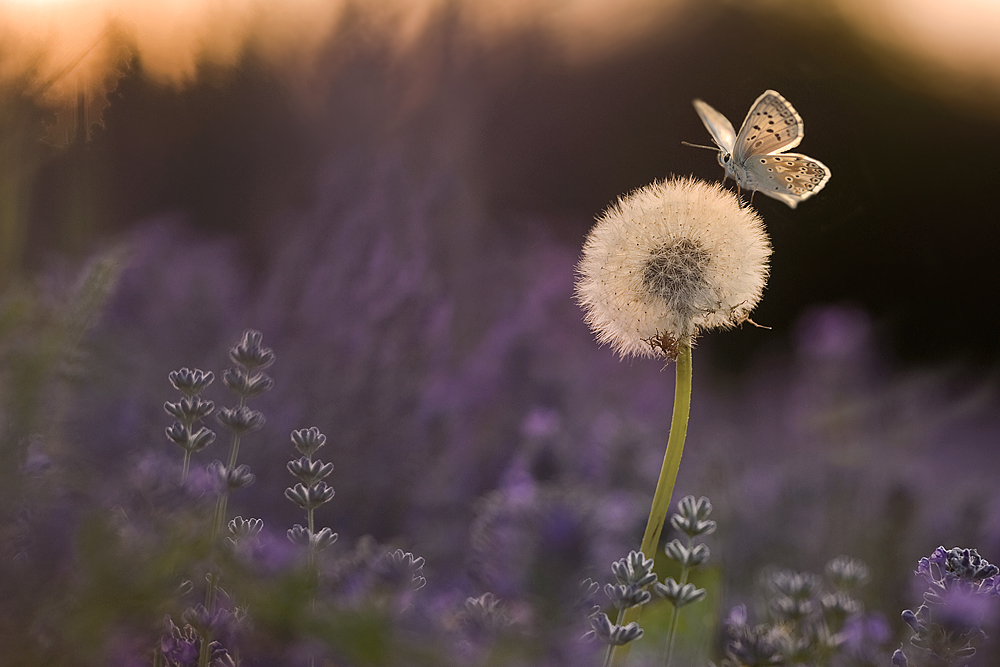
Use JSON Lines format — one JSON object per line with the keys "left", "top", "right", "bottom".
{"left": 2, "top": 0, "right": 1000, "bottom": 664}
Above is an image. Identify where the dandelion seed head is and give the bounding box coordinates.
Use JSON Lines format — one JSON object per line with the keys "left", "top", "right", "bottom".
{"left": 575, "top": 177, "right": 771, "bottom": 358}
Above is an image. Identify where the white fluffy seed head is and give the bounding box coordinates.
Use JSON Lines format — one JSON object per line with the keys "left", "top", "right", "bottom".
{"left": 574, "top": 177, "right": 771, "bottom": 358}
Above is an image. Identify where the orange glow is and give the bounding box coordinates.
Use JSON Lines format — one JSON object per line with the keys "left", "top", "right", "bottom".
{"left": 843, "top": 0, "right": 1000, "bottom": 66}
{"left": 1, "top": 0, "right": 999, "bottom": 112}
{"left": 834, "top": 0, "right": 1000, "bottom": 102}
{"left": 0, "top": 0, "right": 682, "bottom": 108}
{"left": 0, "top": 0, "right": 345, "bottom": 100}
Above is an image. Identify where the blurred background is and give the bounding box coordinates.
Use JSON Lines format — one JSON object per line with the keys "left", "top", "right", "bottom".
{"left": 2, "top": 0, "right": 1000, "bottom": 664}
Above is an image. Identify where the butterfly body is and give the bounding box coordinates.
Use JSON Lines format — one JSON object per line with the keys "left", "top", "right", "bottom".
{"left": 692, "top": 90, "right": 830, "bottom": 208}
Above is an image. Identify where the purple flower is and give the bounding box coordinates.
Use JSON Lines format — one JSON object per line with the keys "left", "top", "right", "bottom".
{"left": 160, "top": 617, "right": 199, "bottom": 666}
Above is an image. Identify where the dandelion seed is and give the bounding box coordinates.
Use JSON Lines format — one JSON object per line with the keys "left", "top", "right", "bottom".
{"left": 575, "top": 177, "right": 771, "bottom": 358}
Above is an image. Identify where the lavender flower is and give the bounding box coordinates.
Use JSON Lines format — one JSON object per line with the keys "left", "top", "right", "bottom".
{"left": 584, "top": 549, "right": 659, "bottom": 665}
{"left": 227, "top": 329, "right": 275, "bottom": 371}
{"left": 284, "top": 427, "right": 338, "bottom": 555}
{"left": 164, "top": 368, "right": 216, "bottom": 483}
{"left": 719, "top": 556, "right": 882, "bottom": 667}
{"left": 656, "top": 495, "right": 713, "bottom": 665}
{"left": 226, "top": 515, "right": 263, "bottom": 554}
{"left": 168, "top": 368, "right": 216, "bottom": 397}
{"left": 158, "top": 616, "right": 235, "bottom": 667}
{"left": 290, "top": 426, "right": 326, "bottom": 458}
{"left": 160, "top": 330, "right": 274, "bottom": 667}
{"left": 719, "top": 605, "right": 787, "bottom": 667}
{"left": 896, "top": 547, "right": 1000, "bottom": 666}
{"left": 586, "top": 613, "right": 644, "bottom": 646}
{"left": 376, "top": 549, "right": 427, "bottom": 591}
{"left": 215, "top": 406, "right": 265, "bottom": 435}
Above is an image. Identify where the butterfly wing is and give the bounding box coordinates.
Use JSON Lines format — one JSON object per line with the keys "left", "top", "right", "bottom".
{"left": 732, "top": 90, "right": 804, "bottom": 163}
{"left": 742, "top": 153, "right": 831, "bottom": 208}
{"left": 692, "top": 99, "right": 736, "bottom": 154}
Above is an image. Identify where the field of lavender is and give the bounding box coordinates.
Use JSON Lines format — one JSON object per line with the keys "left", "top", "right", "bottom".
{"left": 2, "top": 2, "right": 1000, "bottom": 666}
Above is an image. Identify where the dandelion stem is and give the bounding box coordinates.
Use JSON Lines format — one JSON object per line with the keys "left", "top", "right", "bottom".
{"left": 611, "top": 338, "right": 693, "bottom": 666}
{"left": 637, "top": 338, "right": 692, "bottom": 556}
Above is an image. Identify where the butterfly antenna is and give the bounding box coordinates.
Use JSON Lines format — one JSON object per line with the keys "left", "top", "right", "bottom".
{"left": 680, "top": 141, "right": 719, "bottom": 151}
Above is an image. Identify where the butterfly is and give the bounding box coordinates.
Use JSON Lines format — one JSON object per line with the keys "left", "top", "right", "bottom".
{"left": 690, "top": 90, "right": 831, "bottom": 208}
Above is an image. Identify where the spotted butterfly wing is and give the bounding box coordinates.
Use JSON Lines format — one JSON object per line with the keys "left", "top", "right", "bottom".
{"left": 742, "top": 153, "right": 832, "bottom": 209}
{"left": 732, "top": 90, "right": 804, "bottom": 163}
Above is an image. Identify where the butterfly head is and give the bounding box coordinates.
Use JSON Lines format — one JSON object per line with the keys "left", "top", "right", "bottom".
{"left": 716, "top": 150, "right": 731, "bottom": 170}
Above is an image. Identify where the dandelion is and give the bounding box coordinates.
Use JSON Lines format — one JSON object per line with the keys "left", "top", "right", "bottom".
{"left": 575, "top": 176, "right": 770, "bottom": 359}
{"left": 576, "top": 177, "right": 772, "bottom": 666}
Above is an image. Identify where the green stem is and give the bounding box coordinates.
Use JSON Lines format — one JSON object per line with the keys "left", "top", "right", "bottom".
{"left": 663, "top": 535, "right": 693, "bottom": 667}
{"left": 208, "top": 396, "right": 247, "bottom": 548}
{"left": 212, "top": 494, "right": 228, "bottom": 544}
{"left": 307, "top": 505, "right": 316, "bottom": 571}
{"left": 610, "top": 338, "right": 693, "bottom": 667}
{"left": 200, "top": 395, "right": 248, "bottom": 667}
{"left": 226, "top": 432, "right": 243, "bottom": 470}
{"left": 663, "top": 597, "right": 682, "bottom": 667}
{"left": 306, "top": 479, "right": 317, "bottom": 667}
{"left": 603, "top": 607, "right": 627, "bottom": 667}
{"left": 181, "top": 450, "right": 191, "bottom": 485}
